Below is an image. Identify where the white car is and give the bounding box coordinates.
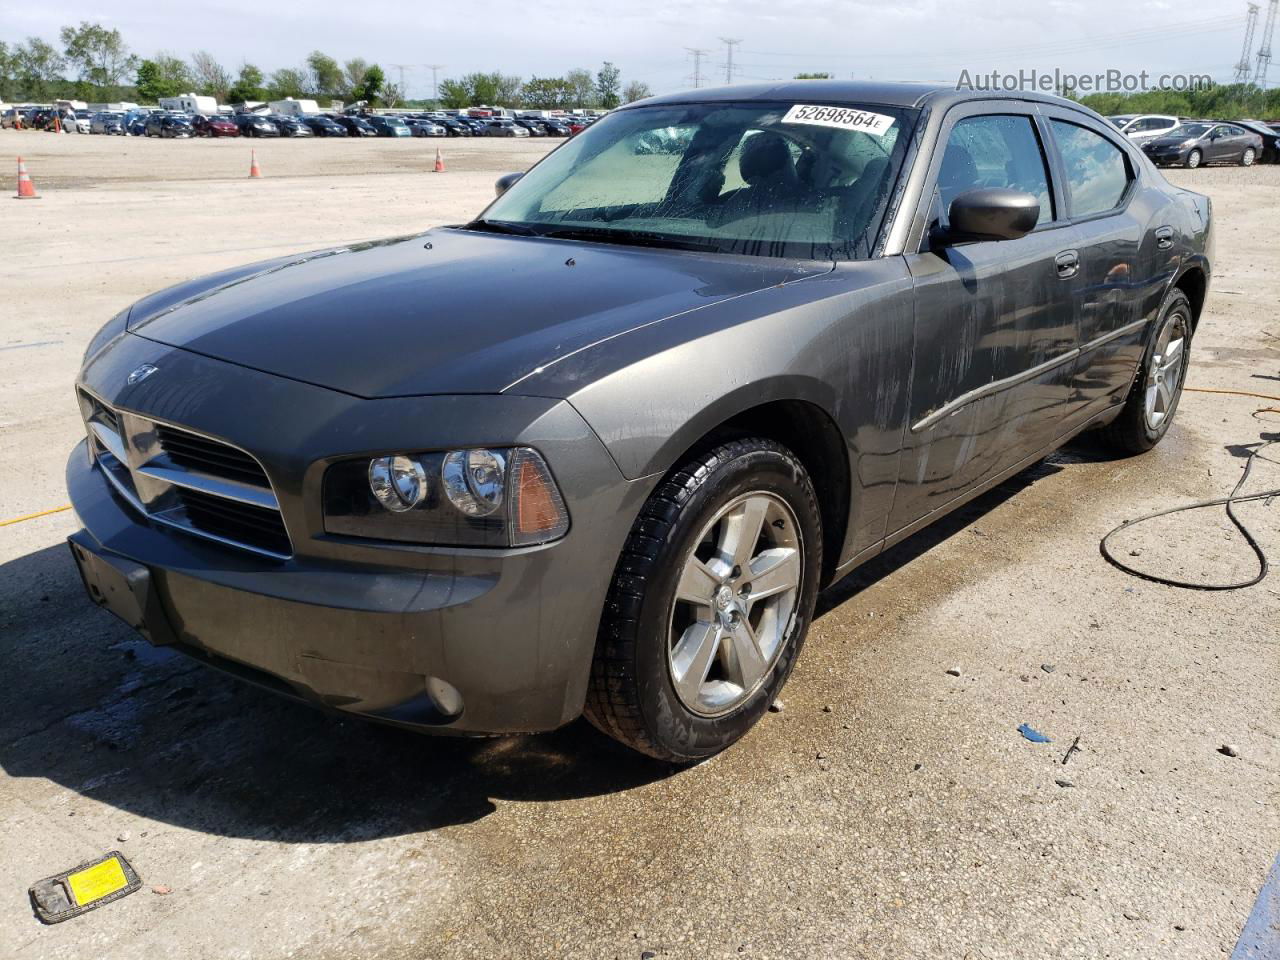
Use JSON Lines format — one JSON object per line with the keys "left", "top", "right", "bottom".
{"left": 59, "top": 112, "right": 92, "bottom": 134}
{"left": 1107, "top": 114, "right": 1182, "bottom": 143}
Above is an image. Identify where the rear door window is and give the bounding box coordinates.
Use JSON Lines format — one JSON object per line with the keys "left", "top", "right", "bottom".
{"left": 1049, "top": 120, "right": 1132, "bottom": 219}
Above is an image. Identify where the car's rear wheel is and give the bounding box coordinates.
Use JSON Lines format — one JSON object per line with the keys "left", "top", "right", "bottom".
{"left": 1242, "top": 147, "right": 1256, "bottom": 167}
{"left": 1186, "top": 149, "right": 1202, "bottom": 169}
{"left": 1098, "top": 288, "right": 1192, "bottom": 454}
{"left": 585, "top": 438, "right": 822, "bottom": 762}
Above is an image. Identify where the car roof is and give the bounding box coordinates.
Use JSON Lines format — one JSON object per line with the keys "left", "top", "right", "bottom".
{"left": 628, "top": 80, "right": 1081, "bottom": 112}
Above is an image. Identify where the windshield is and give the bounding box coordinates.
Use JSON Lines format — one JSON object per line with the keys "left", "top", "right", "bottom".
{"left": 1180, "top": 123, "right": 1210, "bottom": 138}
{"left": 480, "top": 101, "right": 916, "bottom": 260}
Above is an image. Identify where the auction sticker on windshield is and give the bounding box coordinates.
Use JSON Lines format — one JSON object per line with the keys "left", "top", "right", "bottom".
{"left": 781, "top": 105, "right": 896, "bottom": 137}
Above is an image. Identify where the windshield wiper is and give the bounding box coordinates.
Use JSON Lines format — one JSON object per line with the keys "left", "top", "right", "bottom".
{"left": 463, "top": 218, "right": 541, "bottom": 236}
{"left": 540, "top": 226, "right": 720, "bottom": 253}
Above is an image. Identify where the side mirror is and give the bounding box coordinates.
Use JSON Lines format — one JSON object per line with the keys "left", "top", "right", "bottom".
{"left": 494, "top": 172, "right": 524, "bottom": 197}
{"left": 935, "top": 188, "right": 1041, "bottom": 245}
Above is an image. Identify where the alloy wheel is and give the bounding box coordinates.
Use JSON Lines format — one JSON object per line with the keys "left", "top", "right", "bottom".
{"left": 1187, "top": 150, "right": 1201, "bottom": 169}
{"left": 668, "top": 492, "right": 803, "bottom": 717}
{"left": 1144, "top": 308, "right": 1189, "bottom": 431}
{"left": 1243, "top": 148, "right": 1256, "bottom": 167}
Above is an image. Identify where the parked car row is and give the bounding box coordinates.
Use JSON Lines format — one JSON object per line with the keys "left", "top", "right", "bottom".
{"left": 1108, "top": 113, "right": 1280, "bottom": 166}
{"left": 4, "top": 103, "right": 599, "bottom": 141}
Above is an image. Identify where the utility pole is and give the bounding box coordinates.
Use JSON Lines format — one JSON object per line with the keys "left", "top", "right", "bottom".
{"left": 425, "top": 64, "right": 445, "bottom": 103}
{"left": 720, "top": 38, "right": 742, "bottom": 84}
{"left": 1236, "top": 3, "right": 1261, "bottom": 82}
{"left": 685, "top": 47, "right": 709, "bottom": 88}
{"left": 1254, "top": 0, "right": 1278, "bottom": 87}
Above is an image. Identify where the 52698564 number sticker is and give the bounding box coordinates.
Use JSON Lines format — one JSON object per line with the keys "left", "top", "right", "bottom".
{"left": 781, "top": 105, "right": 896, "bottom": 137}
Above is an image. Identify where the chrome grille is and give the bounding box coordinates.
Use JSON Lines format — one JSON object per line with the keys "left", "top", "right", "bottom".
{"left": 78, "top": 389, "right": 292, "bottom": 560}
{"left": 154, "top": 425, "right": 272, "bottom": 487}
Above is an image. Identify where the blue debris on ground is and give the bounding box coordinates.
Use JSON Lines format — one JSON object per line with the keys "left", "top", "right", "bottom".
{"left": 1017, "top": 723, "right": 1052, "bottom": 744}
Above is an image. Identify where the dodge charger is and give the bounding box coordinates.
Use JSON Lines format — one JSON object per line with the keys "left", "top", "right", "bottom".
{"left": 68, "top": 82, "right": 1212, "bottom": 761}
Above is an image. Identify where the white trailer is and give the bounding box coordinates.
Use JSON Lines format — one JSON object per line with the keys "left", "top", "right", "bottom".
{"left": 159, "top": 93, "right": 218, "bottom": 114}
{"left": 269, "top": 98, "right": 320, "bottom": 116}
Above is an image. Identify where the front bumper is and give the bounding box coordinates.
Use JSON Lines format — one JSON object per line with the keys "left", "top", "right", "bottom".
{"left": 1144, "top": 148, "right": 1189, "bottom": 166}
{"left": 67, "top": 337, "right": 650, "bottom": 734}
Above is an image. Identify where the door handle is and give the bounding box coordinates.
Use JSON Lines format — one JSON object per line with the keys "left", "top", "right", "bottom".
{"left": 1155, "top": 226, "right": 1175, "bottom": 250}
{"left": 1055, "top": 250, "right": 1080, "bottom": 279}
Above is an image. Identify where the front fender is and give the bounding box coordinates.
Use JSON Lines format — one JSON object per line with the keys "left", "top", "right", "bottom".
{"left": 516, "top": 258, "right": 918, "bottom": 559}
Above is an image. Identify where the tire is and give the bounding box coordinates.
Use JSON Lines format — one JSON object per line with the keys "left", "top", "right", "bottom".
{"left": 1098, "top": 288, "right": 1193, "bottom": 454}
{"left": 585, "top": 438, "right": 823, "bottom": 762}
{"left": 1186, "top": 149, "right": 1202, "bottom": 169}
{"left": 1241, "top": 147, "right": 1256, "bottom": 167}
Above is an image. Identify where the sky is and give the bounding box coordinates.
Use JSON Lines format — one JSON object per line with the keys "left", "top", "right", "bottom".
{"left": 1, "top": 0, "right": 1265, "bottom": 98}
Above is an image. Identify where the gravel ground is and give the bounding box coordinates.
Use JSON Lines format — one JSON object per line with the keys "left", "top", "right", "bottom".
{"left": 1, "top": 134, "right": 1277, "bottom": 960}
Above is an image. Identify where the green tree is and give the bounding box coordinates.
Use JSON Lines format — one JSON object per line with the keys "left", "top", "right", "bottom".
{"left": 306, "top": 51, "right": 342, "bottom": 98}
{"left": 267, "top": 67, "right": 308, "bottom": 100}
{"left": 438, "top": 77, "right": 470, "bottom": 109}
{"left": 460, "top": 72, "right": 501, "bottom": 105}
{"left": 190, "top": 50, "right": 231, "bottom": 101}
{"left": 0, "top": 42, "right": 16, "bottom": 101}
{"left": 135, "top": 60, "right": 164, "bottom": 101}
{"left": 342, "top": 58, "right": 369, "bottom": 101}
{"left": 227, "top": 63, "right": 265, "bottom": 103}
{"left": 1074, "top": 81, "right": 1278, "bottom": 123}
{"left": 495, "top": 74, "right": 522, "bottom": 106}
{"left": 354, "top": 64, "right": 385, "bottom": 105}
{"left": 14, "top": 37, "right": 66, "bottom": 101}
{"left": 622, "top": 80, "right": 651, "bottom": 103}
{"left": 134, "top": 54, "right": 189, "bottom": 102}
{"left": 565, "top": 68, "right": 595, "bottom": 108}
{"left": 793, "top": 72, "right": 831, "bottom": 79}
{"left": 595, "top": 62, "right": 621, "bottom": 109}
{"left": 522, "top": 76, "right": 571, "bottom": 109}
{"left": 60, "top": 21, "right": 137, "bottom": 91}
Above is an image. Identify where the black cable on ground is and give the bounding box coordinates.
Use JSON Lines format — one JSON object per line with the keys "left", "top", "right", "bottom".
{"left": 1100, "top": 439, "right": 1278, "bottom": 590}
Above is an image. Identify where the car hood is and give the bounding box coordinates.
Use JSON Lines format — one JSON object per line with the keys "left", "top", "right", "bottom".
{"left": 1146, "top": 135, "right": 1198, "bottom": 148}
{"left": 127, "top": 228, "right": 830, "bottom": 398}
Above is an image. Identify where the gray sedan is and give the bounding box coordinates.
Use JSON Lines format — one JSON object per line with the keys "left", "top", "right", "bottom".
{"left": 67, "top": 81, "right": 1211, "bottom": 761}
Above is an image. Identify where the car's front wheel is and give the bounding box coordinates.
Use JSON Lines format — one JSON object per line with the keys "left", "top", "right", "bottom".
{"left": 1242, "top": 147, "right": 1256, "bottom": 167}
{"left": 1187, "top": 149, "right": 1202, "bottom": 169}
{"left": 1099, "top": 288, "right": 1193, "bottom": 454}
{"left": 586, "top": 438, "right": 822, "bottom": 761}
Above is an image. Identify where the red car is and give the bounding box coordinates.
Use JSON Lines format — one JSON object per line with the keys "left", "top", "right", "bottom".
{"left": 192, "top": 114, "right": 240, "bottom": 138}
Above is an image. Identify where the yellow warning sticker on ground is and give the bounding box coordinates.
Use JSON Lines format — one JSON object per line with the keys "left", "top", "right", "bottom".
{"left": 67, "top": 856, "right": 128, "bottom": 906}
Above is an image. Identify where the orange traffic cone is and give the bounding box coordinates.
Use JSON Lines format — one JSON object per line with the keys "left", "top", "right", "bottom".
{"left": 433, "top": 147, "right": 445, "bottom": 173}
{"left": 15, "top": 157, "right": 38, "bottom": 199}
{"left": 248, "top": 150, "right": 262, "bottom": 179}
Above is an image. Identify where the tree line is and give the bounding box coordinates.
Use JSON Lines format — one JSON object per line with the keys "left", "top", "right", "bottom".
{"left": 1072, "top": 83, "right": 1280, "bottom": 122}
{"left": 0, "top": 22, "right": 651, "bottom": 110}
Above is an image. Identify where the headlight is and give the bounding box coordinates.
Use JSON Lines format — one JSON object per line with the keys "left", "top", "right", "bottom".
{"left": 368, "top": 455, "right": 427, "bottom": 512}
{"left": 323, "top": 447, "right": 569, "bottom": 547}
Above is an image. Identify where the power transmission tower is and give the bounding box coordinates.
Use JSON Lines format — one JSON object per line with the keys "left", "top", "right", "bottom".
{"left": 1235, "top": 3, "right": 1261, "bottom": 82}
{"left": 1254, "top": 0, "right": 1278, "bottom": 87}
{"left": 389, "top": 63, "right": 412, "bottom": 98}
{"left": 425, "top": 64, "right": 445, "bottom": 102}
{"left": 720, "top": 38, "right": 742, "bottom": 84}
{"left": 685, "top": 47, "right": 709, "bottom": 88}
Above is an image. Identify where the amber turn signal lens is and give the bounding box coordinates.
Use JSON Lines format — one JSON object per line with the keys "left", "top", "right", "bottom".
{"left": 511, "top": 449, "right": 569, "bottom": 545}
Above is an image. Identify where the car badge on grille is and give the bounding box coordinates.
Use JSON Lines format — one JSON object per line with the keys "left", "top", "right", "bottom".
{"left": 127, "top": 363, "right": 159, "bottom": 385}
